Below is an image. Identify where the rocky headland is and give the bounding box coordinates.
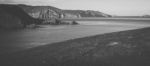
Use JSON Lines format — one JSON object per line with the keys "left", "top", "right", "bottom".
{"left": 18, "top": 4, "right": 111, "bottom": 24}
{"left": 0, "top": 4, "right": 111, "bottom": 29}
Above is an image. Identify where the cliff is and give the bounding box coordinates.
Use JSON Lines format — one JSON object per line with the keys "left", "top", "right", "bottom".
{"left": 18, "top": 4, "right": 62, "bottom": 19}
{"left": 18, "top": 4, "right": 64, "bottom": 24}
{"left": 0, "top": 4, "right": 40, "bottom": 29}
{"left": 0, "top": 4, "right": 111, "bottom": 26}
{"left": 18, "top": 4, "right": 81, "bottom": 20}
{"left": 18, "top": 4, "right": 111, "bottom": 19}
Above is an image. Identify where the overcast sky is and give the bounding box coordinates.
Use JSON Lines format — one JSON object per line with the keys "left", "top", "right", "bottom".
{"left": 0, "top": 0, "right": 150, "bottom": 16}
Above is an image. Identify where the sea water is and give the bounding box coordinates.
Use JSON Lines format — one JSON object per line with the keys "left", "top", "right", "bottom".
{"left": 0, "top": 18, "right": 150, "bottom": 54}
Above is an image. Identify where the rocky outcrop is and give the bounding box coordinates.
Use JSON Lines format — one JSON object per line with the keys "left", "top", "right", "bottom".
{"left": 0, "top": 4, "right": 39, "bottom": 29}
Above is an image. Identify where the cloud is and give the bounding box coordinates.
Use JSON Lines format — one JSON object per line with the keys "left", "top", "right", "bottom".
{"left": 0, "top": 0, "right": 57, "bottom": 5}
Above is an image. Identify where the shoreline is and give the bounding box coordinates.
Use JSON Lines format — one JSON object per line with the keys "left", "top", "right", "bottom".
{"left": 1, "top": 27, "right": 150, "bottom": 66}
{"left": 61, "top": 17, "right": 150, "bottom": 21}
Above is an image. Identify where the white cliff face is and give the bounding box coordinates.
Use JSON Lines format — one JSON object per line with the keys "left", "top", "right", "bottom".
{"left": 63, "top": 13, "right": 81, "bottom": 18}
{"left": 29, "top": 12, "right": 41, "bottom": 18}
{"left": 29, "top": 9, "right": 59, "bottom": 19}
{"left": 39, "top": 9, "right": 59, "bottom": 19}
{"left": 28, "top": 9, "right": 80, "bottom": 19}
{"left": 25, "top": 8, "right": 62, "bottom": 24}
{"left": 25, "top": 8, "right": 81, "bottom": 24}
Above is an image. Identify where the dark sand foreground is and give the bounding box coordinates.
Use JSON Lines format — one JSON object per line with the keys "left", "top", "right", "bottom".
{"left": 1, "top": 27, "right": 150, "bottom": 66}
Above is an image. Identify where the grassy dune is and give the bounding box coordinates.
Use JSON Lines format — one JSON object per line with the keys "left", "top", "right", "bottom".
{"left": 1, "top": 27, "right": 150, "bottom": 66}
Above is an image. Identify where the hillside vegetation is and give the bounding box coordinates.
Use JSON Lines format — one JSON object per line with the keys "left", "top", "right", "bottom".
{"left": 0, "top": 4, "right": 41, "bottom": 29}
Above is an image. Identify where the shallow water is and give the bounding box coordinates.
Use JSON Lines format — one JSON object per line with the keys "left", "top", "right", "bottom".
{"left": 0, "top": 20, "right": 150, "bottom": 54}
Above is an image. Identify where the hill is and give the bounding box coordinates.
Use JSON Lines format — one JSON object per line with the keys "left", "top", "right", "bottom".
{"left": 17, "top": 4, "right": 111, "bottom": 21}
{"left": 63, "top": 10, "right": 111, "bottom": 17}
{"left": 0, "top": 4, "right": 40, "bottom": 29}
{"left": 0, "top": 4, "right": 111, "bottom": 28}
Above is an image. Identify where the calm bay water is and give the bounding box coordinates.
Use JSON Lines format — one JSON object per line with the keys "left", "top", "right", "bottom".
{"left": 1, "top": 18, "right": 150, "bottom": 54}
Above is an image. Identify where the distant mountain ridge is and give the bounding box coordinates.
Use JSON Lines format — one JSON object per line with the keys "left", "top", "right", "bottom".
{"left": 63, "top": 10, "right": 111, "bottom": 17}
{"left": 142, "top": 15, "right": 150, "bottom": 18}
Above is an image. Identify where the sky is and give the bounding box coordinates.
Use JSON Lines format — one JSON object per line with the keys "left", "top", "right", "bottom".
{"left": 0, "top": 0, "right": 150, "bottom": 16}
